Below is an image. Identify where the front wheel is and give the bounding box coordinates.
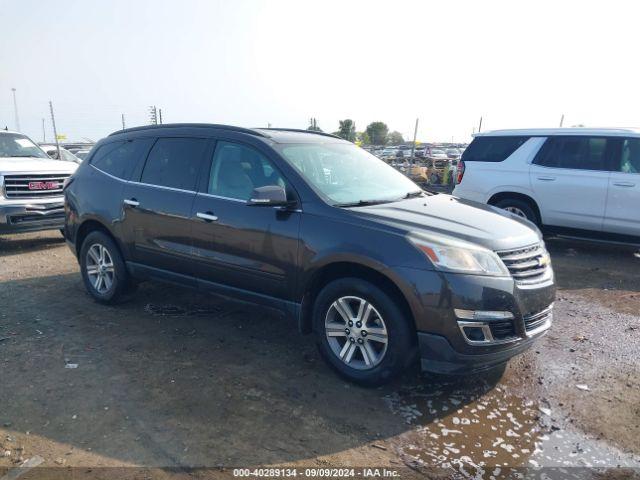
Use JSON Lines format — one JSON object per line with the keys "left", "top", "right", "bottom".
{"left": 79, "top": 231, "right": 132, "bottom": 304}
{"left": 313, "top": 278, "right": 416, "bottom": 386}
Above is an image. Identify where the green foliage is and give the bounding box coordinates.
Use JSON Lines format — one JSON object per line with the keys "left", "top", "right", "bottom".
{"left": 365, "top": 122, "right": 389, "bottom": 145}
{"left": 388, "top": 131, "right": 404, "bottom": 145}
{"left": 336, "top": 119, "right": 356, "bottom": 142}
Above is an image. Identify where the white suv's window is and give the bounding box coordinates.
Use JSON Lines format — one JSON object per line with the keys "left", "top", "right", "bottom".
{"left": 461, "top": 136, "right": 529, "bottom": 163}
{"left": 533, "top": 136, "right": 608, "bottom": 171}
{"left": 0, "top": 133, "right": 49, "bottom": 159}
{"left": 619, "top": 138, "right": 640, "bottom": 174}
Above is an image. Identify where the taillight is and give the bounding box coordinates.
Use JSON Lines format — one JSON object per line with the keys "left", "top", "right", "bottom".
{"left": 456, "top": 160, "right": 465, "bottom": 184}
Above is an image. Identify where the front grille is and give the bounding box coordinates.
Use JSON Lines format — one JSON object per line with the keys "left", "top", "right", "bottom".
{"left": 489, "top": 320, "right": 516, "bottom": 340}
{"left": 497, "top": 243, "right": 550, "bottom": 285}
{"left": 524, "top": 307, "right": 553, "bottom": 332}
{"left": 3, "top": 173, "right": 69, "bottom": 199}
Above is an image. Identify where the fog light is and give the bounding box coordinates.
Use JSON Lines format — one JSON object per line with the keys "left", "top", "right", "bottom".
{"left": 454, "top": 309, "right": 514, "bottom": 320}
{"left": 462, "top": 326, "right": 486, "bottom": 342}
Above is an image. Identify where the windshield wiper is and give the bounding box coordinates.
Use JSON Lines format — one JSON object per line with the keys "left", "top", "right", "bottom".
{"left": 335, "top": 199, "right": 396, "bottom": 207}
{"left": 403, "top": 190, "right": 423, "bottom": 199}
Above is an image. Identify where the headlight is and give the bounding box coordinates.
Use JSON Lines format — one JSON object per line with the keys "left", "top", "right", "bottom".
{"left": 408, "top": 235, "right": 509, "bottom": 276}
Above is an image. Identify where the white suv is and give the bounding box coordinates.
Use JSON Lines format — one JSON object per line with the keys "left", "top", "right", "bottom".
{"left": 453, "top": 128, "right": 640, "bottom": 244}
{"left": 0, "top": 130, "right": 78, "bottom": 235}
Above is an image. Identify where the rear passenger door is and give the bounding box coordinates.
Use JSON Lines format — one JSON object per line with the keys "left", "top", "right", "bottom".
{"left": 530, "top": 136, "right": 612, "bottom": 231}
{"left": 121, "top": 137, "right": 210, "bottom": 280}
{"left": 604, "top": 138, "right": 640, "bottom": 237}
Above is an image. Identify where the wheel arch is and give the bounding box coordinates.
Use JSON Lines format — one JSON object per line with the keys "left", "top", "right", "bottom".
{"left": 75, "top": 218, "right": 125, "bottom": 260}
{"left": 297, "top": 260, "right": 417, "bottom": 337}
{"left": 487, "top": 191, "right": 542, "bottom": 225}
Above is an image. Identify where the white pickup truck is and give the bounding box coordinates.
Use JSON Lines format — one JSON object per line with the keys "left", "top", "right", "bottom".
{"left": 0, "top": 130, "right": 77, "bottom": 235}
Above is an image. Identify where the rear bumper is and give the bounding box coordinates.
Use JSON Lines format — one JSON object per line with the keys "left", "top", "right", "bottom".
{"left": 0, "top": 201, "right": 65, "bottom": 234}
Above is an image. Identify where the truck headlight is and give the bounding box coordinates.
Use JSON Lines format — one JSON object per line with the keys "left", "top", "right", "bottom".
{"left": 408, "top": 235, "right": 509, "bottom": 276}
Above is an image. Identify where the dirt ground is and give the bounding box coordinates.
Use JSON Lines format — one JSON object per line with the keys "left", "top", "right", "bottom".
{"left": 0, "top": 231, "right": 639, "bottom": 479}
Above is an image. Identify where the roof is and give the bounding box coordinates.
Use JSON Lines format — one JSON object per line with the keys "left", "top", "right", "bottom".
{"left": 475, "top": 127, "right": 640, "bottom": 138}
{"left": 108, "top": 123, "right": 348, "bottom": 144}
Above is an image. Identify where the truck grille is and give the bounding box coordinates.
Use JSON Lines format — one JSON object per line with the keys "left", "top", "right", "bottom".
{"left": 497, "top": 243, "right": 551, "bottom": 285}
{"left": 3, "top": 174, "right": 69, "bottom": 199}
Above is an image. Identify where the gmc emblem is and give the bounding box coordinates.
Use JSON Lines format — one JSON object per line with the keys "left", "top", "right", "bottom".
{"left": 28, "top": 181, "right": 58, "bottom": 190}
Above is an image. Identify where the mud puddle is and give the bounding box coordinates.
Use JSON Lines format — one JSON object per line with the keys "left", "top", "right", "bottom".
{"left": 384, "top": 379, "right": 640, "bottom": 478}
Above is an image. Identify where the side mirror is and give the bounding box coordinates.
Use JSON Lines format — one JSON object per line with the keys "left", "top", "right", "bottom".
{"left": 47, "top": 151, "right": 59, "bottom": 159}
{"left": 247, "top": 185, "right": 288, "bottom": 206}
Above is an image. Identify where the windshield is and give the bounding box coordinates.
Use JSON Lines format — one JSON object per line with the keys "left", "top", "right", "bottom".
{"left": 0, "top": 133, "right": 49, "bottom": 159}
{"left": 275, "top": 143, "right": 420, "bottom": 206}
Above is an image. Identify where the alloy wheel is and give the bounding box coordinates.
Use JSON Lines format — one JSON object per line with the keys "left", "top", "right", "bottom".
{"left": 504, "top": 206, "right": 528, "bottom": 219}
{"left": 324, "top": 296, "right": 389, "bottom": 370}
{"left": 85, "top": 243, "right": 115, "bottom": 294}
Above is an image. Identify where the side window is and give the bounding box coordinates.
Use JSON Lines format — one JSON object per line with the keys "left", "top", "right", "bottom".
{"left": 208, "top": 141, "right": 285, "bottom": 201}
{"left": 461, "top": 136, "right": 529, "bottom": 162}
{"left": 140, "top": 137, "right": 208, "bottom": 191}
{"left": 534, "top": 136, "right": 608, "bottom": 171}
{"left": 91, "top": 139, "right": 152, "bottom": 179}
{"left": 619, "top": 138, "right": 640, "bottom": 174}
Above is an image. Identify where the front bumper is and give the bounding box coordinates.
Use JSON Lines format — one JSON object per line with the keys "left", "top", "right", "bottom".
{"left": 0, "top": 200, "right": 65, "bottom": 234}
{"left": 392, "top": 266, "right": 555, "bottom": 374}
{"left": 417, "top": 329, "right": 547, "bottom": 374}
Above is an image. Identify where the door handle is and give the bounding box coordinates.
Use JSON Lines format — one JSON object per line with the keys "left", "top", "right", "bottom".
{"left": 196, "top": 211, "right": 218, "bottom": 222}
{"left": 123, "top": 198, "right": 140, "bottom": 207}
{"left": 613, "top": 181, "right": 635, "bottom": 187}
{"left": 537, "top": 176, "right": 556, "bottom": 181}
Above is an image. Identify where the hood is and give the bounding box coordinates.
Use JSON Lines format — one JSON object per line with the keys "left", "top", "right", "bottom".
{"left": 0, "top": 157, "right": 78, "bottom": 174}
{"left": 348, "top": 194, "right": 541, "bottom": 251}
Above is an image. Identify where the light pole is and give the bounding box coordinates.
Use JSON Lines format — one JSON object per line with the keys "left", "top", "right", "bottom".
{"left": 11, "top": 88, "right": 20, "bottom": 132}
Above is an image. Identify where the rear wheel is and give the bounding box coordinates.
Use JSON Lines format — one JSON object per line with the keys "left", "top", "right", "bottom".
{"left": 313, "top": 278, "right": 415, "bottom": 386}
{"left": 494, "top": 198, "right": 539, "bottom": 226}
{"left": 80, "top": 231, "right": 132, "bottom": 304}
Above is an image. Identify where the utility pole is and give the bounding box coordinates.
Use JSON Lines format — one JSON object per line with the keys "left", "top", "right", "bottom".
{"left": 11, "top": 88, "right": 20, "bottom": 131}
{"left": 42, "top": 118, "right": 46, "bottom": 142}
{"left": 559, "top": 114, "right": 564, "bottom": 127}
{"left": 159, "top": 109, "right": 163, "bottom": 125}
{"left": 148, "top": 106, "right": 158, "bottom": 125}
{"left": 121, "top": 113, "right": 126, "bottom": 130}
{"left": 478, "top": 116, "right": 483, "bottom": 133}
{"left": 49, "top": 101, "right": 61, "bottom": 161}
{"left": 410, "top": 118, "right": 419, "bottom": 172}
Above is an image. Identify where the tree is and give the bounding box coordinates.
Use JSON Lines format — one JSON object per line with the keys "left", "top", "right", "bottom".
{"left": 388, "top": 131, "right": 404, "bottom": 145}
{"left": 307, "top": 117, "right": 322, "bottom": 132}
{"left": 356, "top": 131, "right": 370, "bottom": 145}
{"left": 365, "top": 122, "right": 389, "bottom": 145}
{"left": 336, "top": 119, "right": 356, "bottom": 142}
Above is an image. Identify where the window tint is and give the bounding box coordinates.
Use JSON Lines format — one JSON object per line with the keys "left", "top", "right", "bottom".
{"left": 619, "top": 138, "right": 640, "bottom": 174}
{"left": 534, "top": 136, "right": 608, "bottom": 171}
{"left": 461, "top": 136, "right": 529, "bottom": 162}
{"left": 91, "top": 139, "right": 152, "bottom": 179}
{"left": 140, "top": 137, "right": 208, "bottom": 190}
{"left": 208, "top": 141, "right": 285, "bottom": 201}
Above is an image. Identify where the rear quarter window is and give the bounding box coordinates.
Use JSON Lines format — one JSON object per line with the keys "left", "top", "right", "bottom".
{"left": 461, "top": 136, "right": 530, "bottom": 162}
{"left": 91, "top": 138, "right": 153, "bottom": 180}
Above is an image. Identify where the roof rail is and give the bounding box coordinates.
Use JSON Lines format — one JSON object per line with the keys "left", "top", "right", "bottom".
{"left": 108, "top": 123, "right": 268, "bottom": 138}
{"left": 259, "top": 128, "right": 344, "bottom": 140}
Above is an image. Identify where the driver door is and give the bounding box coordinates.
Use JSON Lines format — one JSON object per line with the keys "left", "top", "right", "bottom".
{"left": 190, "top": 140, "right": 301, "bottom": 301}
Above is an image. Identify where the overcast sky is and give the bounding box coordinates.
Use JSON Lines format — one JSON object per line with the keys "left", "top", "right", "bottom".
{"left": 1, "top": 0, "right": 639, "bottom": 143}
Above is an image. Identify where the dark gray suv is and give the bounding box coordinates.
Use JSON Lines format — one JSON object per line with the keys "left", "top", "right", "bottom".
{"left": 64, "top": 124, "right": 555, "bottom": 385}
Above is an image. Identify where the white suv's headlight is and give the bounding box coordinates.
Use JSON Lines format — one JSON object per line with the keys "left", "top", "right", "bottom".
{"left": 408, "top": 234, "right": 509, "bottom": 276}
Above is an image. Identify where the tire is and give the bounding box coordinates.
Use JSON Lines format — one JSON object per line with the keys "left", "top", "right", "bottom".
{"left": 494, "top": 198, "right": 539, "bottom": 226}
{"left": 312, "top": 278, "right": 416, "bottom": 386}
{"left": 79, "top": 230, "right": 132, "bottom": 304}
